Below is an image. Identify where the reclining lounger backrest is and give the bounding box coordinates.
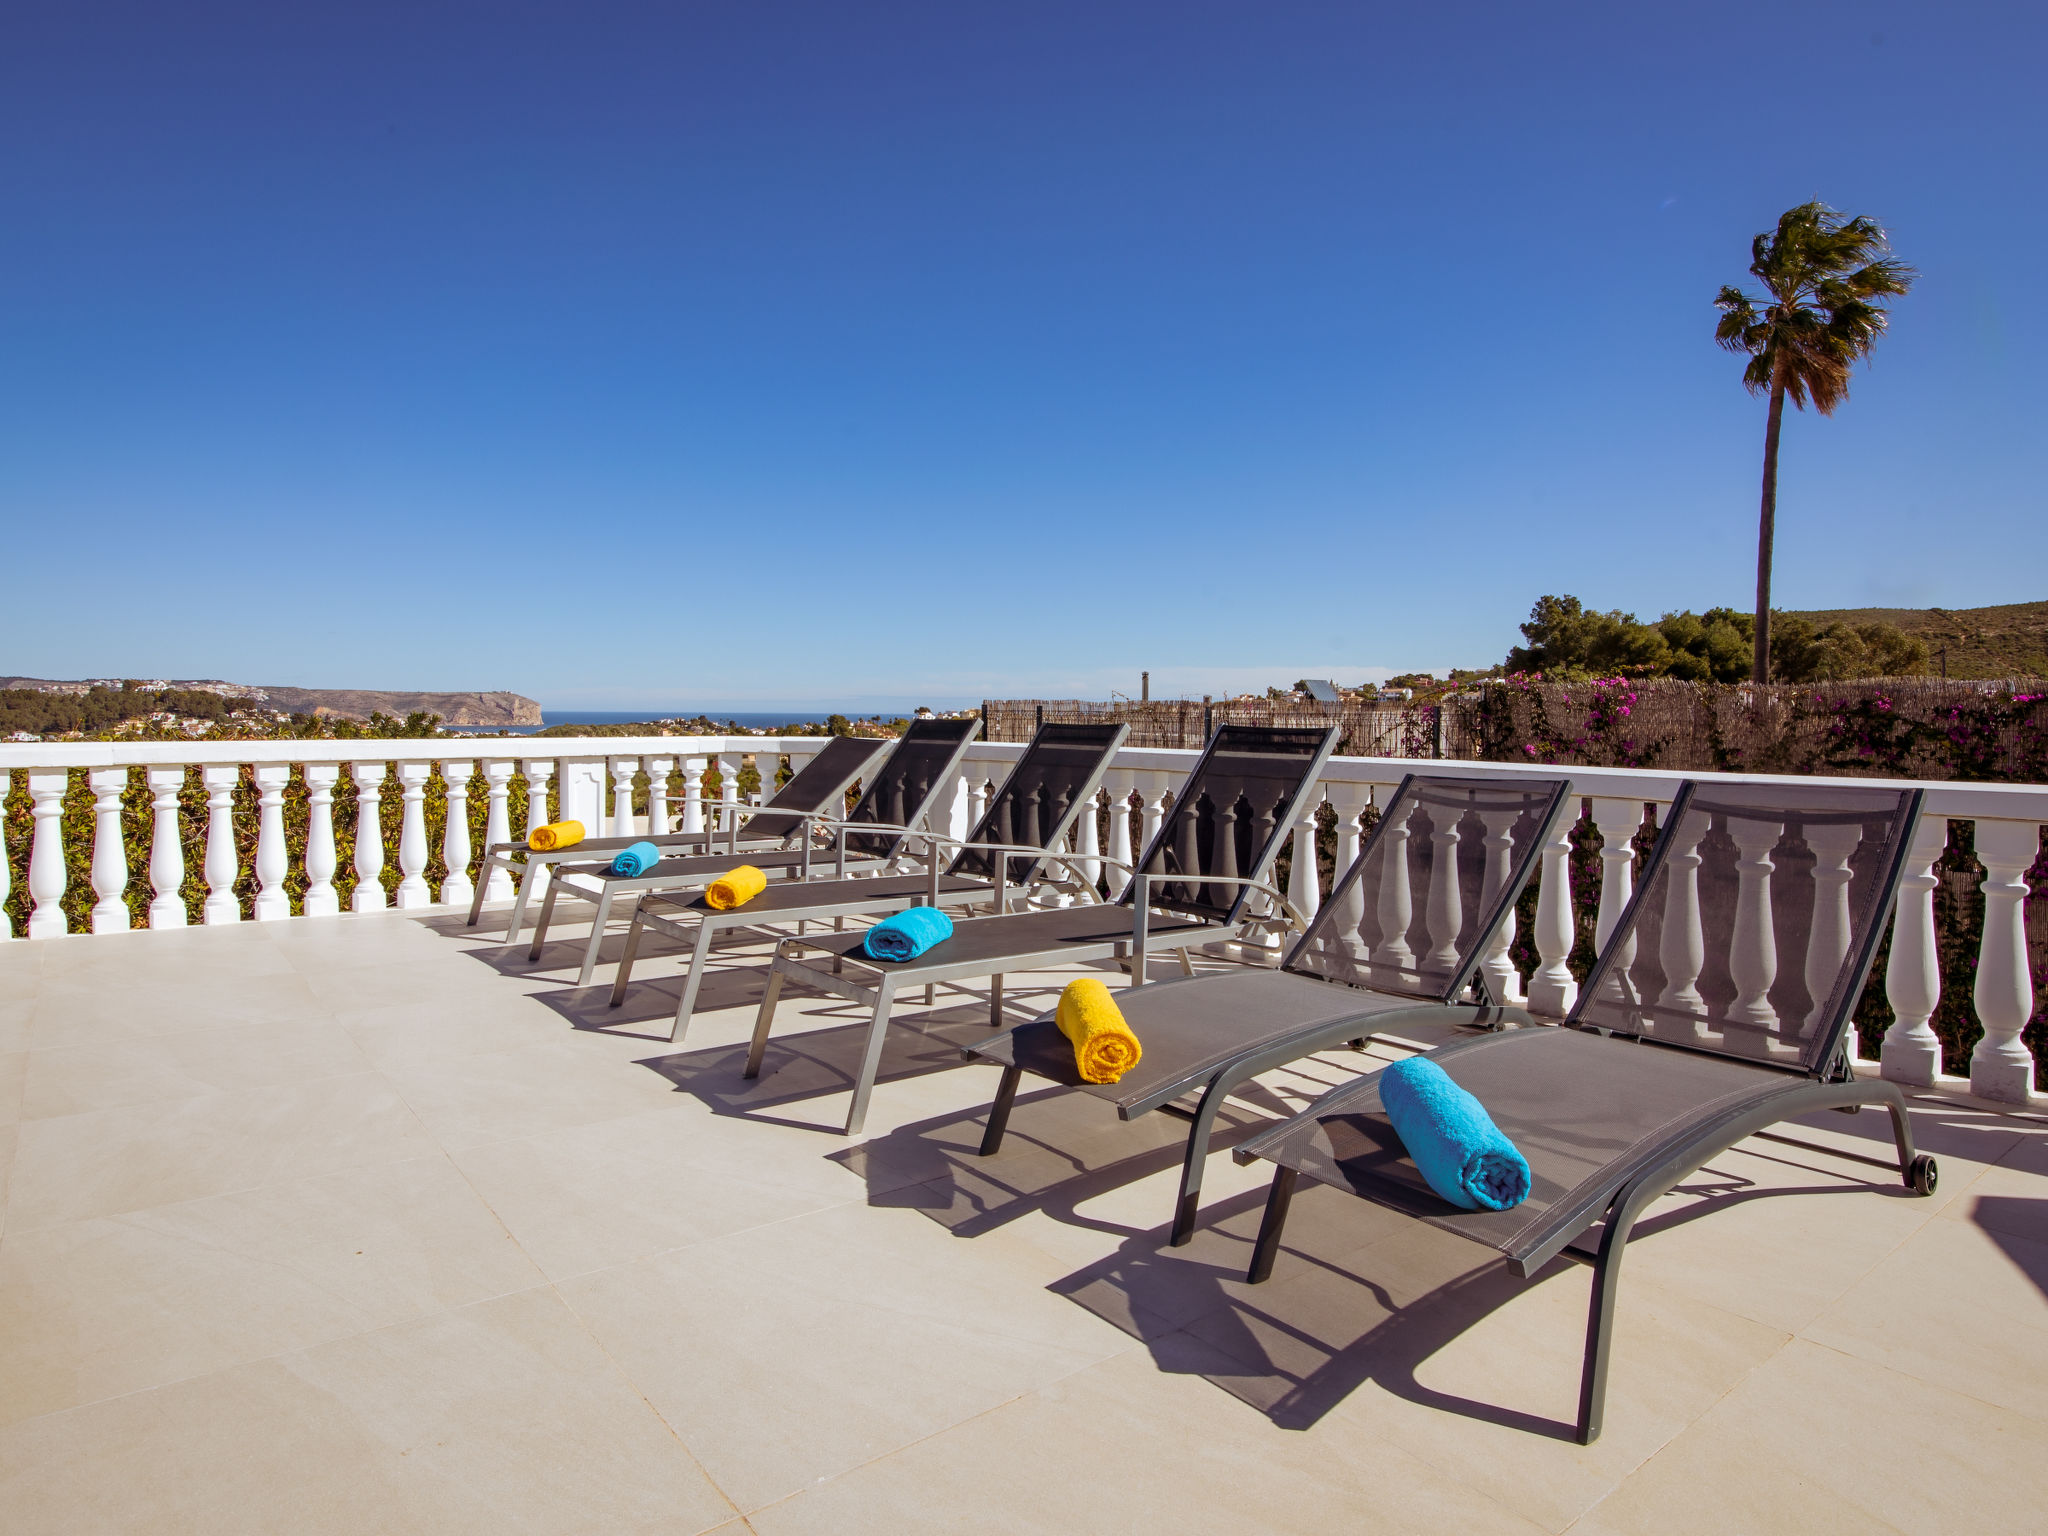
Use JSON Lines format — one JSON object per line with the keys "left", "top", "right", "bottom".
{"left": 737, "top": 735, "right": 893, "bottom": 844}
{"left": 947, "top": 721, "right": 1130, "bottom": 885}
{"left": 1283, "top": 772, "right": 1575, "bottom": 1003}
{"left": 1123, "top": 724, "right": 1341, "bottom": 925}
{"left": 1568, "top": 779, "right": 1925, "bottom": 1078}
{"left": 837, "top": 717, "right": 983, "bottom": 861}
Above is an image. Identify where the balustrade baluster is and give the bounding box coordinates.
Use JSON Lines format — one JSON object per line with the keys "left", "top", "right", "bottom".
{"left": 252, "top": 765, "right": 292, "bottom": 920}
{"left": 646, "top": 757, "right": 673, "bottom": 836}
{"left": 145, "top": 767, "right": 190, "bottom": 928}
{"left": 303, "top": 764, "right": 340, "bottom": 917}
{"left": 440, "top": 759, "right": 475, "bottom": 909}
{"left": 0, "top": 773, "right": 10, "bottom": 939}
{"left": 1373, "top": 796, "right": 1419, "bottom": 976}
{"left": 1726, "top": 813, "right": 1783, "bottom": 1030}
{"left": 1289, "top": 791, "right": 1324, "bottom": 928}
{"left": 351, "top": 762, "right": 388, "bottom": 912}
{"left": 87, "top": 766, "right": 132, "bottom": 933}
{"left": 394, "top": 762, "right": 431, "bottom": 907}
{"left": 1656, "top": 819, "right": 1709, "bottom": 1036}
{"left": 201, "top": 765, "right": 242, "bottom": 925}
{"left": 26, "top": 771, "right": 69, "bottom": 937}
{"left": 610, "top": 756, "right": 639, "bottom": 837}
{"left": 1075, "top": 788, "right": 1102, "bottom": 889}
{"left": 717, "top": 754, "right": 742, "bottom": 836}
{"left": 1801, "top": 821, "right": 1863, "bottom": 1043}
{"left": 1325, "top": 784, "right": 1373, "bottom": 952}
{"left": 1475, "top": 800, "right": 1526, "bottom": 1006}
{"left": 1103, "top": 775, "right": 1134, "bottom": 899}
{"left": 480, "top": 761, "right": 515, "bottom": 902}
{"left": 1589, "top": 798, "right": 1644, "bottom": 1003}
{"left": 1879, "top": 816, "right": 1947, "bottom": 1086}
{"left": 681, "top": 758, "right": 707, "bottom": 835}
{"left": 1140, "top": 776, "right": 1168, "bottom": 864}
{"left": 1969, "top": 819, "right": 2041, "bottom": 1103}
{"left": 1526, "top": 800, "right": 1580, "bottom": 1016}
{"left": 1423, "top": 803, "right": 1463, "bottom": 971}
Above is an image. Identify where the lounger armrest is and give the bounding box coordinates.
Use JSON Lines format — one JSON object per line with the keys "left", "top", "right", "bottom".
{"left": 1132, "top": 872, "right": 1308, "bottom": 932}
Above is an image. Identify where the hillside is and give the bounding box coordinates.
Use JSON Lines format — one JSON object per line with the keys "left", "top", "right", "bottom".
{"left": 1784, "top": 601, "right": 2048, "bottom": 679}
{"left": 0, "top": 677, "right": 542, "bottom": 727}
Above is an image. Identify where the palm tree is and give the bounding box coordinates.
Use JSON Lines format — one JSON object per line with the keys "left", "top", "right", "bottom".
{"left": 1714, "top": 202, "right": 1913, "bottom": 683}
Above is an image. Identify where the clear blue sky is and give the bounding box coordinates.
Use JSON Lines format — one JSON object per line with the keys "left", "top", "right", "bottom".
{"left": 2, "top": 2, "right": 2040, "bottom": 709}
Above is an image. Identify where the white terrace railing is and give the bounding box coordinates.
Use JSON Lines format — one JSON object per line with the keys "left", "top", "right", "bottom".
{"left": 2, "top": 736, "right": 2043, "bottom": 1108}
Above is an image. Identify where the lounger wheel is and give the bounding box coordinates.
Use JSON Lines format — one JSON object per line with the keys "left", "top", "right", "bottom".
{"left": 1907, "top": 1154, "right": 1938, "bottom": 1195}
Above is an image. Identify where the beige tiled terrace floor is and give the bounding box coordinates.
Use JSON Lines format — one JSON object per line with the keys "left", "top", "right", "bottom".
{"left": 1, "top": 908, "right": 2044, "bottom": 1534}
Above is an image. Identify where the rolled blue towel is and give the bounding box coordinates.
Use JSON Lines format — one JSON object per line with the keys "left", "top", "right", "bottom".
{"left": 1379, "top": 1056, "right": 1531, "bottom": 1211}
{"left": 861, "top": 905, "right": 954, "bottom": 962}
{"left": 608, "top": 841, "right": 662, "bottom": 878}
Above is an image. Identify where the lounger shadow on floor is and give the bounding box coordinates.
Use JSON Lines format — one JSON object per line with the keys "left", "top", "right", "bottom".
{"left": 829, "top": 1076, "right": 1311, "bottom": 1239}
{"left": 624, "top": 1000, "right": 1011, "bottom": 1132}
{"left": 1049, "top": 1156, "right": 1925, "bottom": 1438}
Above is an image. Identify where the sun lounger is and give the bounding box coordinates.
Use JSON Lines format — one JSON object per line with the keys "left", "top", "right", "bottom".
{"left": 524, "top": 718, "right": 981, "bottom": 987}
{"left": 967, "top": 772, "right": 1575, "bottom": 1244}
{"left": 748, "top": 725, "right": 1342, "bottom": 1135}
{"left": 604, "top": 721, "right": 1132, "bottom": 1040}
{"left": 1231, "top": 779, "right": 1935, "bottom": 1444}
{"left": 468, "top": 734, "right": 889, "bottom": 943}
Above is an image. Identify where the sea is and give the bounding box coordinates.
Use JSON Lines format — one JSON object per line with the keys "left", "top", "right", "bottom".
{"left": 444, "top": 709, "right": 852, "bottom": 737}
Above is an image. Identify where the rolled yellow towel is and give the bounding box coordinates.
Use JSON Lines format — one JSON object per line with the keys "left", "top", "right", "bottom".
{"left": 1056, "top": 977, "right": 1142, "bottom": 1085}
{"left": 528, "top": 820, "right": 585, "bottom": 852}
{"left": 704, "top": 865, "right": 768, "bottom": 911}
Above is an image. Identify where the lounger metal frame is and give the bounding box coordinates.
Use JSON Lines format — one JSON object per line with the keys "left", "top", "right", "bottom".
{"left": 969, "top": 773, "right": 1578, "bottom": 1244}
{"left": 1232, "top": 781, "right": 1937, "bottom": 1445}
{"left": 750, "top": 725, "right": 1343, "bottom": 1134}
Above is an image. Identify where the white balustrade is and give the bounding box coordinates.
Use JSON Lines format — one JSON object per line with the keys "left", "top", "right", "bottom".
{"left": 394, "top": 762, "right": 431, "bottom": 908}
{"left": 717, "top": 754, "right": 742, "bottom": 834}
{"left": 26, "top": 770, "right": 68, "bottom": 937}
{"left": 252, "top": 764, "right": 292, "bottom": 920}
{"left": 1588, "top": 798, "right": 1643, "bottom": 1002}
{"left": 1969, "top": 820, "right": 2041, "bottom": 1103}
{"left": 303, "top": 764, "right": 341, "bottom": 918}
{"left": 1, "top": 733, "right": 2042, "bottom": 1108}
{"left": 87, "top": 767, "right": 131, "bottom": 933}
{"left": 1879, "top": 816, "right": 1948, "bottom": 1085}
{"left": 440, "top": 760, "right": 475, "bottom": 910}
{"left": 351, "top": 762, "right": 388, "bottom": 913}
{"left": 1526, "top": 800, "right": 1579, "bottom": 1016}
{"left": 646, "top": 757, "right": 673, "bottom": 836}
{"left": 143, "top": 767, "right": 189, "bottom": 928}
{"left": 681, "top": 758, "right": 707, "bottom": 835}
{"left": 481, "top": 761, "right": 516, "bottom": 901}
{"left": 201, "top": 764, "right": 242, "bottom": 925}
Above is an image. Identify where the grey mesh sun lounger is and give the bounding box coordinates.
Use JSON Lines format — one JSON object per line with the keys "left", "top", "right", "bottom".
{"left": 1231, "top": 779, "right": 1937, "bottom": 1445}
{"left": 746, "top": 725, "right": 1342, "bottom": 1135}
{"left": 524, "top": 719, "right": 981, "bottom": 988}
{"left": 468, "top": 734, "right": 889, "bottom": 943}
{"left": 606, "top": 721, "right": 1131, "bottom": 1042}
{"left": 967, "top": 772, "right": 1575, "bottom": 1245}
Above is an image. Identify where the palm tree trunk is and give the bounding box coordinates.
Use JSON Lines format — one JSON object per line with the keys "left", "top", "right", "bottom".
{"left": 1751, "top": 374, "right": 1786, "bottom": 684}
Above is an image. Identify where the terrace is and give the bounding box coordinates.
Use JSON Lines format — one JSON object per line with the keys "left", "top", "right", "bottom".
{"left": 1, "top": 734, "right": 2044, "bottom": 1533}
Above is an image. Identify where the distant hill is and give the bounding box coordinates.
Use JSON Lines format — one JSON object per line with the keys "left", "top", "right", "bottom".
{"left": 0, "top": 677, "right": 542, "bottom": 727}
{"left": 1783, "top": 601, "right": 2048, "bottom": 679}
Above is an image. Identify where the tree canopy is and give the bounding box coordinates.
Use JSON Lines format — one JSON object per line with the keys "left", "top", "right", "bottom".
{"left": 1504, "top": 595, "right": 1927, "bottom": 683}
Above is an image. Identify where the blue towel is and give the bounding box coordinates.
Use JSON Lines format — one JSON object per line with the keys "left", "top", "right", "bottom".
{"left": 608, "top": 841, "right": 661, "bottom": 878}
{"left": 861, "top": 905, "right": 954, "bottom": 962}
{"left": 1379, "top": 1056, "right": 1531, "bottom": 1211}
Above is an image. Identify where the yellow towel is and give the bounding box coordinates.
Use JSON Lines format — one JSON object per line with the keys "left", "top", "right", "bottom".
{"left": 528, "top": 820, "right": 585, "bottom": 852}
{"left": 1056, "top": 977, "right": 1142, "bottom": 1085}
{"left": 704, "top": 865, "right": 768, "bottom": 911}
